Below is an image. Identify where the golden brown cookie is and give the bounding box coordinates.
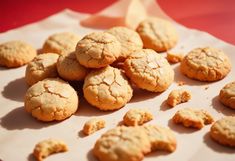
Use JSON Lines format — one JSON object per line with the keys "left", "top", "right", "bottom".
{"left": 75, "top": 32, "right": 121, "bottom": 68}
{"left": 106, "top": 26, "right": 143, "bottom": 61}
{"left": 24, "top": 78, "right": 79, "bottom": 121}
{"left": 136, "top": 18, "right": 178, "bottom": 52}
{"left": 219, "top": 81, "right": 235, "bottom": 109}
{"left": 83, "top": 66, "right": 133, "bottom": 111}
{"left": 25, "top": 53, "right": 59, "bottom": 86}
{"left": 180, "top": 47, "right": 231, "bottom": 81}
{"left": 93, "top": 126, "right": 151, "bottom": 161}
{"left": 124, "top": 49, "right": 174, "bottom": 92}
{"left": 210, "top": 116, "right": 235, "bottom": 147}
{"left": 42, "top": 32, "right": 80, "bottom": 55}
{"left": 83, "top": 118, "right": 106, "bottom": 135}
{"left": 172, "top": 108, "right": 214, "bottom": 129}
{"left": 142, "top": 125, "right": 177, "bottom": 152}
{"left": 57, "top": 51, "right": 89, "bottom": 81}
{"left": 167, "top": 89, "right": 191, "bottom": 107}
{"left": 123, "top": 108, "right": 153, "bottom": 126}
{"left": 0, "top": 40, "right": 36, "bottom": 68}
{"left": 33, "top": 138, "right": 68, "bottom": 161}
{"left": 166, "top": 51, "right": 184, "bottom": 63}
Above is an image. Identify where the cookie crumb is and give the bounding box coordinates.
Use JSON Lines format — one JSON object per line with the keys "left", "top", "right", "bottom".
{"left": 83, "top": 118, "right": 106, "bottom": 135}
{"left": 177, "top": 81, "right": 186, "bottom": 86}
{"left": 167, "top": 89, "right": 191, "bottom": 107}
{"left": 204, "top": 86, "right": 209, "bottom": 90}
{"left": 166, "top": 51, "right": 184, "bottom": 63}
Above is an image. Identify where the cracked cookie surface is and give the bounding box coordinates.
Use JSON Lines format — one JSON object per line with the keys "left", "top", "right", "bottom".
{"left": 76, "top": 32, "right": 121, "bottom": 68}
{"left": 42, "top": 32, "right": 80, "bottom": 55}
{"left": 124, "top": 49, "right": 174, "bottom": 92}
{"left": 57, "top": 51, "right": 89, "bottom": 81}
{"left": 106, "top": 27, "right": 143, "bottom": 61}
{"left": 33, "top": 138, "right": 68, "bottom": 161}
{"left": 83, "top": 66, "right": 133, "bottom": 110}
{"left": 172, "top": 108, "right": 214, "bottom": 129}
{"left": 123, "top": 108, "right": 153, "bottom": 126}
{"left": 25, "top": 53, "right": 59, "bottom": 86}
{"left": 0, "top": 40, "right": 36, "bottom": 68}
{"left": 167, "top": 89, "right": 191, "bottom": 107}
{"left": 219, "top": 81, "right": 235, "bottom": 109}
{"left": 136, "top": 18, "right": 178, "bottom": 52}
{"left": 210, "top": 116, "right": 235, "bottom": 147}
{"left": 180, "top": 47, "right": 231, "bottom": 81}
{"left": 24, "top": 78, "right": 79, "bottom": 121}
{"left": 93, "top": 126, "right": 151, "bottom": 161}
{"left": 83, "top": 118, "right": 106, "bottom": 135}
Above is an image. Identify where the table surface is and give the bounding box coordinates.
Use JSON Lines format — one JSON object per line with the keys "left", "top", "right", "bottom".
{"left": 0, "top": 0, "right": 235, "bottom": 45}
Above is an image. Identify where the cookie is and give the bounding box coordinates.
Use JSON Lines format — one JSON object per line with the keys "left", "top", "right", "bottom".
{"left": 57, "top": 51, "right": 89, "bottom": 81}
{"left": 219, "top": 81, "right": 235, "bottom": 109}
{"left": 136, "top": 18, "right": 178, "bottom": 52}
{"left": 83, "top": 118, "right": 106, "bottom": 135}
{"left": 167, "top": 89, "right": 191, "bottom": 107}
{"left": 180, "top": 47, "right": 231, "bottom": 81}
{"left": 83, "top": 66, "right": 133, "bottom": 111}
{"left": 33, "top": 138, "right": 68, "bottom": 161}
{"left": 75, "top": 32, "right": 121, "bottom": 68}
{"left": 93, "top": 126, "right": 151, "bottom": 161}
{"left": 124, "top": 49, "right": 174, "bottom": 92}
{"left": 172, "top": 108, "right": 214, "bottom": 129}
{"left": 142, "top": 125, "right": 177, "bottom": 152}
{"left": 166, "top": 51, "right": 184, "bottom": 63}
{"left": 123, "top": 108, "right": 153, "bottom": 126}
{"left": 0, "top": 40, "right": 36, "bottom": 68}
{"left": 210, "top": 116, "right": 235, "bottom": 147}
{"left": 106, "top": 26, "right": 143, "bottom": 61}
{"left": 25, "top": 53, "right": 59, "bottom": 86}
{"left": 42, "top": 32, "right": 80, "bottom": 55}
{"left": 24, "top": 78, "right": 79, "bottom": 121}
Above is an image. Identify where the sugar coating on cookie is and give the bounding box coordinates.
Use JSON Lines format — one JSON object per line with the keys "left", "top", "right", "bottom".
{"left": 25, "top": 53, "right": 59, "bottom": 86}
{"left": 93, "top": 126, "right": 151, "bottom": 161}
{"left": 76, "top": 32, "right": 121, "bottom": 68}
{"left": 172, "top": 108, "right": 214, "bottom": 129}
{"left": 106, "top": 26, "right": 143, "bottom": 61}
{"left": 166, "top": 51, "right": 184, "bottom": 63}
{"left": 24, "top": 78, "right": 79, "bottom": 121}
{"left": 180, "top": 47, "right": 231, "bottom": 82}
{"left": 57, "top": 51, "right": 89, "bottom": 81}
{"left": 210, "top": 116, "right": 235, "bottom": 147}
{"left": 219, "top": 81, "right": 235, "bottom": 109}
{"left": 123, "top": 108, "right": 153, "bottom": 126}
{"left": 83, "top": 66, "right": 133, "bottom": 111}
{"left": 142, "top": 125, "right": 177, "bottom": 152}
{"left": 136, "top": 18, "right": 178, "bottom": 52}
{"left": 33, "top": 138, "right": 68, "bottom": 161}
{"left": 124, "top": 49, "right": 174, "bottom": 92}
{"left": 0, "top": 40, "right": 36, "bottom": 68}
{"left": 167, "top": 89, "right": 191, "bottom": 107}
{"left": 83, "top": 118, "right": 106, "bottom": 135}
{"left": 42, "top": 32, "right": 80, "bottom": 55}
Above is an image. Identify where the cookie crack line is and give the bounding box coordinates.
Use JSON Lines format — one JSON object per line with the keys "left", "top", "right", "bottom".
{"left": 84, "top": 36, "right": 115, "bottom": 44}
{"left": 149, "top": 22, "right": 165, "bottom": 49}
{"left": 43, "top": 82, "right": 69, "bottom": 99}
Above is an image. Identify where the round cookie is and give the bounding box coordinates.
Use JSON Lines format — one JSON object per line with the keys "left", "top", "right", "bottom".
{"left": 57, "top": 51, "right": 89, "bottom": 81}
{"left": 180, "top": 47, "right": 231, "bottom": 81}
{"left": 24, "top": 78, "right": 79, "bottom": 122}
{"left": 93, "top": 126, "right": 151, "bottom": 161}
{"left": 106, "top": 26, "right": 143, "bottom": 61}
{"left": 25, "top": 53, "right": 59, "bottom": 86}
{"left": 42, "top": 32, "right": 80, "bottom": 55}
{"left": 219, "top": 81, "right": 235, "bottom": 109}
{"left": 136, "top": 18, "right": 178, "bottom": 52}
{"left": 75, "top": 32, "right": 121, "bottom": 68}
{"left": 83, "top": 66, "right": 133, "bottom": 111}
{"left": 210, "top": 116, "right": 235, "bottom": 147}
{"left": 0, "top": 40, "right": 36, "bottom": 68}
{"left": 124, "top": 49, "right": 174, "bottom": 92}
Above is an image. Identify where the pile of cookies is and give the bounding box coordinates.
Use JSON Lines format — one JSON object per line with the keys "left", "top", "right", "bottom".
{"left": 0, "top": 17, "right": 235, "bottom": 161}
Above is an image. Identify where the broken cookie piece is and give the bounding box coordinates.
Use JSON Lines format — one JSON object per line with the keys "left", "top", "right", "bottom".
{"left": 167, "top": 89, "right": 191, "bottom": 107}
{"left": 166, "top": 51, "right": 184, "bottom": 63}
{"left": 83, "top": 118, "right": 106, "bottom": 135}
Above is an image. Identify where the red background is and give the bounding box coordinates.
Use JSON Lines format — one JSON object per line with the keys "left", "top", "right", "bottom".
{"left": 0, "top": 0, "right": 235, "bottom": 45}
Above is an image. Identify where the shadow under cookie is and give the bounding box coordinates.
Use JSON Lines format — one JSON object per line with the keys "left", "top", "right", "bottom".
{"left": 167, "top": 119, "right": 198, "bottom": 134}
{"left": 130, "top": 87, "right": 160, "bottom": 103}
{"left": 86, "top": 149, "right": 96, "bottom": 161}
{"left": 2, "top": 77, "right": 28, "bottom": 102}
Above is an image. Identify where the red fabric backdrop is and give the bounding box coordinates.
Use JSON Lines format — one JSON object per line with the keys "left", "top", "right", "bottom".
{"left": 0, "top": 0, "right": 235, "bottom": 45}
